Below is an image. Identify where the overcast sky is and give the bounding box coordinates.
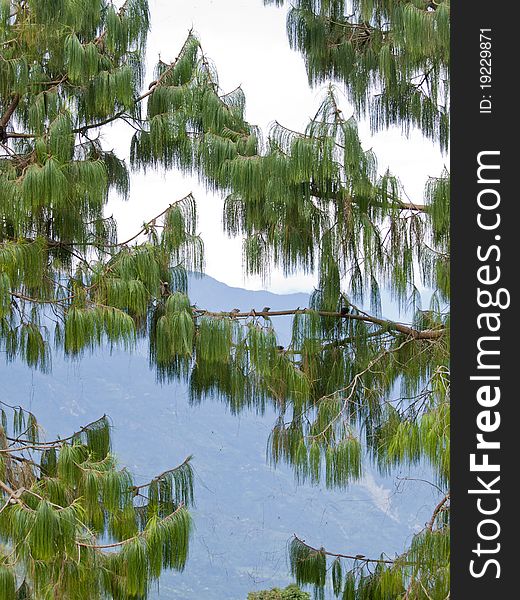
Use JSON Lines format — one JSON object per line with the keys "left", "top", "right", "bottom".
{"left": 105, "top": 0, "right": 449, "bottom": 293}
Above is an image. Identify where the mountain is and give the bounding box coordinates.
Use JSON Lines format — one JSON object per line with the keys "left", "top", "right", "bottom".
{"left": 0, "top": 275, "right": 437, "bottom": 599}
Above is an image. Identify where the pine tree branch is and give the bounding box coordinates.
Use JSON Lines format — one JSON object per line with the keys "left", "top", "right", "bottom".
{"left": 77, "top": 503, "right": 185, "bottom": 549}
{"left": 93, "top": 0, "right": 131, "bottom": 47}
{"left": 272, "top": 121, "right": 427, "bottom": 211}
{"left": 4, "top": 415, "right": 109, "bottom": 449}
{"left": 113, "top": 192, "right": 194, "bottom": 247}
{"left": 320, "top": 327, "right": 394, "bottom": 349}
{"left": 310, "top": 182, "right": 427, "bottom": 212}
{"left": 304, "top": 337, "right": 416, "bottom": 441}
{"left": 0, "top": 94, "right": 20, "bottom": 133}
{"left": 6, "top": 454, "right": 41, "bottom": 469}
{"left": 427, "top": 492, "right": 450, "bottom": 531}
{"left": 397, "top": 476, "right": 445, "bottom": 495}
{"left": 9, "top": 290, "right": 73, "bottom": 306}
{"left": 3, "top": 186, "right": 191, "bottom": 305}
{"left": 2, "top": 131, "right": 34, "bottom": 139}
{"left": 68, "top": 32, "right": 196, "bottom": 136}
{"left": 136, "top": 30, "right": 196, "bottom": 102}
{"left": 0, "top": 443, "right": 61, "bottom": 453}
{"left": 7, "top": 284, "right": 444, "bottom": 342}
{"left": 72, "top": 111, "right": 128, "bottom": 134}
{"left": 0, "top": 480, "right": 26, "bottom": 508}
{"left": 5, "top": 5, "right": 140, "bottom": 140}
{"left": 194, "top": 307, "right": 444, "bottom": 340}
{"left": 292, "top": 534, "right": 402, "bottom": 566}
{"left": 130, "top": 455, "right": 193, "bottom": 494}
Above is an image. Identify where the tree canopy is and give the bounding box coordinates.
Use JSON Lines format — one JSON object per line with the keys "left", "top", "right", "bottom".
{"left": 0, "top": 401, "right": 193, "bottom": 599}
{"left": 1, "top": 0, "right": 450, "bottom": 598}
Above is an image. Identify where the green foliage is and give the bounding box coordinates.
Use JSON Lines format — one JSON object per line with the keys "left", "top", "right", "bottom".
{"left": 0, "top": 1, "right": 202, "bottom": 369}
{"left": 1, "top": 1, "right": 450, "bottom": 598}
{"left": 266, "top": 0, "right": 450, "bottom": 151}
{"left": 248, "top": 584, "right": 311, "bottom": 600}
{"left": 0, "top": 401, "right": 193, "bottom": 599}
{"left": 1, "top": 1, "right": 448, "bottom": 375}
{"left": 257, "top": 2, "right": 451, "bottom": 598}
{"left": 289, "top": 523, "right": 450, "bottom": 599}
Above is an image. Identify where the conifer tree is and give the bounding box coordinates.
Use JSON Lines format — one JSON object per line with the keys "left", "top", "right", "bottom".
{"left": 1, "top": 1, "right": 450, "bottom": 597}
{"left": 259, "top": 2, "right": 450, "bottom": 598}
{"left": 0, "top": 401, "right": 193, "bottom": 599}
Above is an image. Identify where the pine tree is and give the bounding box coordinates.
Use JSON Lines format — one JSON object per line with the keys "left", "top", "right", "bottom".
{"left": 1, "top": 1, "right": 450, "bottom": 598}
{"left": 260, "top": 2, "right": 450, "bottom": 597}
{"left": 264, "top": 0, "right": 450, "bottom": 150}
{"left": 0, "top": 401, "right": 193, "bottom": 599}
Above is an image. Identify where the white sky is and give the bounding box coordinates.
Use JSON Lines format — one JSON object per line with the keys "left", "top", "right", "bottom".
{"left": 105, "top": 0, "right": 449, "bottom": 293}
